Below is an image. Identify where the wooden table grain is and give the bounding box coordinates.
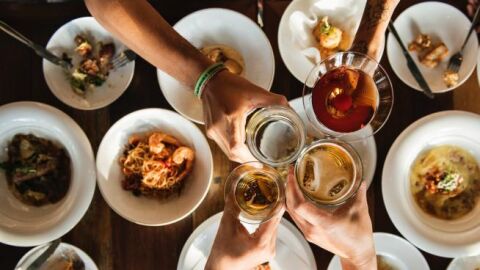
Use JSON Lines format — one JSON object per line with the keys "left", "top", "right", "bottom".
{"left": 0, "top": 1, "right": 478, "bottom": 269}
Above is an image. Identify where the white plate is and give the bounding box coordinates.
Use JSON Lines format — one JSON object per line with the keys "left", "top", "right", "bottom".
{"left": 278, "top": 0, "right": 385, "bottom": 84}
{"left": 0, "top": 102, "right": 96, "bottom": 247}
{"left": 327, "top": 232, "right": 429, "bottom": 270}
{"left": 177, "top": 212, "right": 317, "bottom": 270}
{"left": 43, "top": 16, "right": 135, "bottom": 110}
{"left": 382, "top": 111, "right": 480, "bottom": 257}
{"left": 289, "top": 97, "right": 377, "bottom": 188}
{"left": 96, "top": 108, "right": 213, "bottom": 226}
{"left": 447, "top": 255, "right": 480, "bottom": 270}
{"left": 16, "top": 242, "right": 98, "bottom": 270}
{"left": 387, "top": 2, "right": 478, "bottom": 93}
{"left": 157, "top": 8, "right": 275, "bottom": 124}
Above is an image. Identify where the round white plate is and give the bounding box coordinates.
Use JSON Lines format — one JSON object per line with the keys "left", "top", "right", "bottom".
{"left": 96, "top": 108, "right": 213, "bottom": 226}
{"left": 0, "top": 102, "right": 96, "bottom": 247}
{"left": 447, "top": 255, "right": 480, "bottom": 270}
{"left": 16, "top": 242, "right": 98, "bottom": 270}
{"left": 43, "top": 16, "right": 135, "bottom": 110}
{"left": 157, "top": 8, "right": 275, "bottom": 124}
{"left": 382, "top": 111, "right": 480, "bottom": 258}
{"left": 387, "top": 2, "right": 478, "bottom": 93}
{"left": 327, "top": 232, "right": 429, "bottom": 270}
{"left": 289, "top": 97, "right": 377, "bottom": 188}
{"left": 177, "top": 212, "right": 317, "bottom": 270}
{"left": 278, "top": 0, "right": 385, "bottom": 84}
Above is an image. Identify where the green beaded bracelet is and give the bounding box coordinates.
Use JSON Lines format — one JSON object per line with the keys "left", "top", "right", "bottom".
{"left": 194, "top": 63, "right": 226, "bottom": 98}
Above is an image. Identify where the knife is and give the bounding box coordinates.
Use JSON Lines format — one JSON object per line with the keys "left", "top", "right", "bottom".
{"left": 388, "top": 22, "right": 434, "bottom": 99}
{"left": 25, "top": 239, "right": 61, "bottom": 270}
{"left": 0, "top": 20, "right": 72, "bottom": 70}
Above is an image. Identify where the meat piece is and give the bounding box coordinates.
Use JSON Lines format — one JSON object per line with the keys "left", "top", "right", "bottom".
{"left": 79, "top": 59, "right": 100, "bottom": 76}
{"left": 420, "top": 43, "right": 449, "bottom": 68}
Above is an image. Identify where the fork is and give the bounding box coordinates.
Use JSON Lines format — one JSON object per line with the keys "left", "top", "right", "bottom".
{"left": 112, "top": 49, "right": 136, "bottom": 69}
{"left": 447, "top": 5, "right": 480, "bottom": 73}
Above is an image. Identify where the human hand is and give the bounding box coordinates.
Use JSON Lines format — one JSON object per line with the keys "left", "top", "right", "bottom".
{"left": 205, "top": 196, "right": 284, "bottom": 270}
{"left": 285, "top": 167, "right": 376, "bottom": 270}
{"left": 467, "top": 0, "right": 480, "bottom": 33}
{"left": 202, "top": 70, "right": 288, "bottom": 163}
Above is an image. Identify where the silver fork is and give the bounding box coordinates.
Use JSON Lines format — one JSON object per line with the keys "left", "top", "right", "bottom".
{"left": 447, "top": 5, "right": 480, "bottom": 73}
{"left": 112, "top": 49, "right": 136, "bottom": 69}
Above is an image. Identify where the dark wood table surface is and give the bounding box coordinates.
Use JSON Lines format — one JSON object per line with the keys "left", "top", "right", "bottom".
{"left": 0, "top": 0, "right": 474, "bottom": 269}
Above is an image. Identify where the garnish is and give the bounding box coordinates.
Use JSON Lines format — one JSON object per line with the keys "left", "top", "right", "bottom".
{"left": 437, "top": 172, "right": 463, "bottom": 192}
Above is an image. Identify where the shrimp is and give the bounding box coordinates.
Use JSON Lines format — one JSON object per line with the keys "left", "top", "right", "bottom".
{"left": 170, "top": 146, "right": 195, "bottom": 182}
{"left": 148, "top": 132, "right": 180, "bottom": 157}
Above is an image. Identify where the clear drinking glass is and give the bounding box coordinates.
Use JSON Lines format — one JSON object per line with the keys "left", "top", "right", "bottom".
{"left": 302, "top": 51, "right": 393, "bottom": 141}
{"left": 294, "top": 139, "right": 363, "bottom": 207}
{"left": 224, "top": 161, "right": 285, "bottom": 224}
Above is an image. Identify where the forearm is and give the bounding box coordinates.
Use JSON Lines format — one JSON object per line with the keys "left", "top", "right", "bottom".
{"left": 85, "top": 0, "right": 211, "bottom": 87}
{"left": 340, "top": 256, "right": 377, "bottom": 270}
{"left": 350, "top": 0, "right": 399, "bottom": 60}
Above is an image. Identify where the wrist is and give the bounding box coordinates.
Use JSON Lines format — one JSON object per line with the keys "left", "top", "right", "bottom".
{"left": 340, "top": 254, "right": 377, "bottom": 270}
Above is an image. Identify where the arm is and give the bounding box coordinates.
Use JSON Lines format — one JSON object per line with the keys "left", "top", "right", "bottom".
{"left": 350, "top": 0, "right": 400, "bottom": 60}
{"left": 86, "top": 0, "right": 288, "bottom": 162}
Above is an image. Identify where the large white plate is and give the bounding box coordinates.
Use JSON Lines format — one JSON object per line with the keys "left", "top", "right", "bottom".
{"left": 157, "top": 8, "right": 275, "bottom": 124}
{"left": 387, "top": 2, "right": 478, "bottom": 93}
{"left": 0, "top": 102, "right": 96, "bottom": 247}
{"left": 447, "top": 255, "right": 480, "bottom": 270}
{"left": 177, "top": 212, "right": 317, "bottom": 270}
{"left": 289, "top": 97, "right": 377, "bottom": 188}
{"left": 96, "top": 108, "right": 213, "bottom": 226}
{"left": 278, "top": 0, "right": 385, "bottom": 84}
{"left": 16, "top": 242, "right": 98, "bottom": 270}
{"left": 327, "top": 232, "right": 429, "bottom": 270}
{"left": 43, "top": 16, "right": 135, "bottom": 110}
{"left": 382, "top": 111, "right": 480, "bottom": 257}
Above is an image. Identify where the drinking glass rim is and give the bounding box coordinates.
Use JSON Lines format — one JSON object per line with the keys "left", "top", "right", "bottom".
{"left": 301, "top": 51, "right": 394, "bottom": 140}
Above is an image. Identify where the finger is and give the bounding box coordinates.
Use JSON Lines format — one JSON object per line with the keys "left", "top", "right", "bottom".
{"left": 285, "top": 166, "right": 306, "bottom": 209}
{"left": 288, "top": 210, "right": 314, "bottom": 235}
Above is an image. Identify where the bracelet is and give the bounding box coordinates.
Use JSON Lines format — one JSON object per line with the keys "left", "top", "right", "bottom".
{"left": 194, "top": 62, "right": 226, "bottom": 98}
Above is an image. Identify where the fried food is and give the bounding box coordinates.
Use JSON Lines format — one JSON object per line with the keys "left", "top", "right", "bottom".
{"left": 312, "top": 17, "right": 349, "bottom": 58}
{"left": 254, "top": 262, "right": 271, "bottom": 270}
{"left": 420, "top": 43, "right": 449, "bottom": 68}
{"left": 201, "top": 45, "right": 245, "bottom": 75}
{"left": 443, "top": 70, "right": 459, "bottom": 88}
{"left": 0, "top": 134, "right": 71, "bottom": 206}
{"left": 120, "top": 132, "right": 195, "bottom": 198}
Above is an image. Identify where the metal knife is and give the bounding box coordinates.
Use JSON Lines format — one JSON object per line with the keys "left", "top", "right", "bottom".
{"left": 0, "top": 20, "right": 72, "bottom": 70}
{"left": 25, "top": 239, "right": 61, "bottom": 270}
{"left": 388, "top": 22, "right": 434, "bottom": 99}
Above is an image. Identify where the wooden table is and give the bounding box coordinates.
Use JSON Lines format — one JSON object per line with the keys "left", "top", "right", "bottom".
{"left": 0, "top": 0, "right": 478, "bottom": 269}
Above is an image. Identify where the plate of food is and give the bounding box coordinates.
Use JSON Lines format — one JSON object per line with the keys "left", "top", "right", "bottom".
{"left": 177, "top": 212, "right": 317, "bottom": 270}
{"left": 278, "top": 0, "right": 383, "bottom": 84}
{"left": 0, "top": 102, "right": 96, "bottom": 246}
{"left": 327, "top": 232, "right": 429, "bottom": 270}
{"left": 157, "top": 8, "right": 275, "bottom": 124}
{"left": 16, "top": 242, "right": 98, "bottom": 270}
{"left": 387, "top": 2, "right": 478, "bottom": 93}
{"left": 382, "top": 111, "right": 480, "bottom": 257}
{"left": 43, "top": 16, "right": 135, "bottom": 110}
{"left": 447, "top": 255, "right": 480, "bottom": 270}
{"left": 96, "top": 108, "right": 213, "bottom": 226}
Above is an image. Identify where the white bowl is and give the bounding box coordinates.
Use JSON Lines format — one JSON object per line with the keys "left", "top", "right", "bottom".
{"left": 157, "top": 8, "right": 275, "bottom": 124}
{"left": 382, "top": 111, "right": 480, "bottom": 257}
{"left": 16, "top": 242, "right": 98, "bottom": 270}
{"left": 0, "top": 102, "right": 96, "bottom": 247}
{"left": 278, "top": 0, "right": 385, "bottom": 83}
{"left": 96, "top": 108, "right": 213, "bottom": 226}
{"left": 177, "top": 212, "right": 317, "bottom": 270}
{"left": 327, "top": 232, "right": 429, "bottom": 270}
{"left": 43, "top": 16, "right": 135, "bottom": 110}
{"left": 387, "top": 2, "right": 478, "bottom": 93}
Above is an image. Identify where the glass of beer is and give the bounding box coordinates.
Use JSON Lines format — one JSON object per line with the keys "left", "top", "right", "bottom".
{"left": 225, "top": 161, "right": 285, "bottom": 224}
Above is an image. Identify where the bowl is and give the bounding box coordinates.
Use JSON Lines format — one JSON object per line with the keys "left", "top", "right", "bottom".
{"left": 387, "top": 2, "right": 478, "bottom": 93}
{"left": 43, "top": 16, "right": 135, "bottom": 110}
{"left": 96, "top": 108, "right": 213, "bottom": 226}
{"left": 0, "top": 102, "right": 96, "bottom": 246}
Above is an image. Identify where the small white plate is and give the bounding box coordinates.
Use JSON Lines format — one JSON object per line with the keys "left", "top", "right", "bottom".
{"left": 0, "top": 102, "right": 96, "bottom": 247}
{"left": 43, "top": 16, "right": 135, "bottom": 110}
{"left": 447, "top": 255, "right": 480, "bottom": 270}
{"left": 382, "top": 111, "right": 480, "bottom": 258}
{"left": 327, "top": 232, "right": 429, "bottom": 270}
{"left": 16, "top": 242, "right": 98, "bottom": 270}
{"left": 289, "top": 97, "right": 377, "bottom": 188}
{"left": 96, "top": 108, "right": 213, "bottom": 226}
{"left": 278, "top": 0, "right": 385, "bottom": 84}
{"left": 387, "top": 2, "right": 478, "bottom": 93}
{"left": 157, "top": 8, "right": 275, "bottom": 124}
{"left": 177, "top": 212, "right": 317, "bottom": 270}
